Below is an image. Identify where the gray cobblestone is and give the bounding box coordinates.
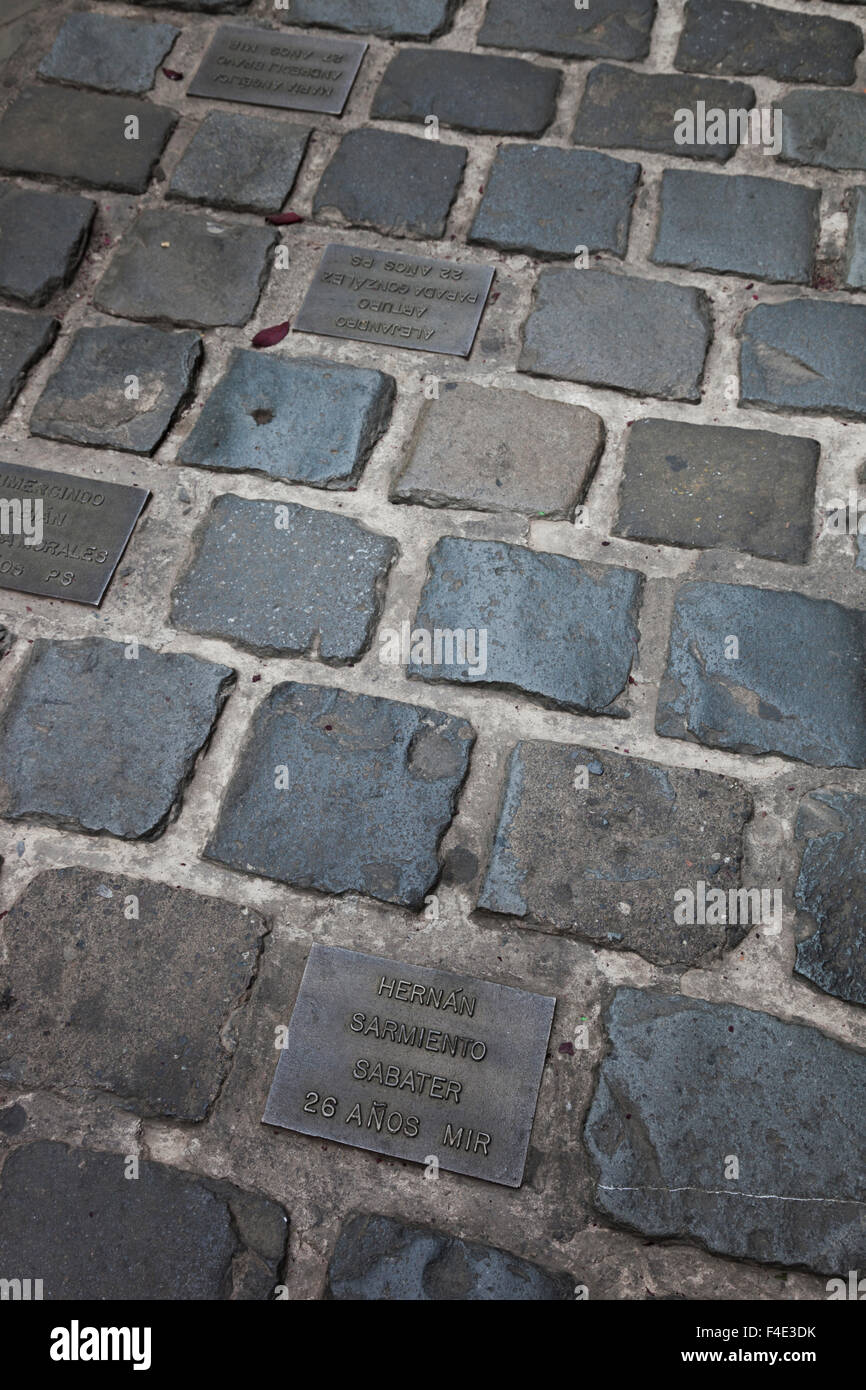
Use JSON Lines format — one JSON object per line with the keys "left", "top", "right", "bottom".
{"left": 574, "top": 66, "right": 756, "bottom": 161}
{"left": 479, "top": 0, "right": 655, "bottom": 62}
{"left": 675, "top": 0, "right": 863, "bottom": 86}
{"left": 313, "top": 128, "right": 466, "bottom": 240}
{"left": 0, "top": 185, "right": 95, "bottom": 308}
{"left": 37, "top": 12, "right": 179, "bottom": 95}
{"left": 0, "top": 308, "right": 57, "bottom": 418}
{"left": 740, "top": 299, "right": 866, "bottom": 420}
{"left": 168, "top": 112, "right": 311, "bottom": 215}
{"left": 371, "top": 48, "right": 561, "bottom": 137}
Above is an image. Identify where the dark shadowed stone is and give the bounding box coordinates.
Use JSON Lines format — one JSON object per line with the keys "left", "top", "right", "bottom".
{"left": 0, "top": 86, "right": 177, "bottom": 194}
{"left": 574, "top": 66, "right": 756, "bottom": 161}
{"left": 794, "top": 790, "right": 866, "bottom": 1007}
{"left": 479, "top": 0, "right": 655, "bottom": 61}
{"left": 327, "top": 1213, "right": 573, "bottom": 1300}
{"left": 740, "top": 299, "right": 866, "bottom": 421}
{"left": 0, "top": 309, "right": 57, "bottom": 419}
{"left": 0, "top": 185, "right": 95, "bottom": 308}
{"left": 313, "top": 129, "right": 466, "bottom": 240}
{"left": 281, "top": 0, "right": 457, "bottom": 38}
{"left": 478, "top": 741, "right": 753, "bottom": 966}
{"left": 675, "top": 0, "right": 863, "bottom": 85}
{"left": 613, "top": 418, "right": 819, "bottom": 564}
{"left": 520, "top": 269, "right": 711, "bottom": 400}
{"left": 846, "top": 187, "right": 866, "bottom": 290}
{"left": 172, "top": 495, "right": 398, "bottom": 662}
{"left": 169, "top": 112, "right": 311, "bottom": 214}
{"left": 371, "top": 49, "right": 560, "bottom": 137}
{"left": 0, "top": 867, "right": 267, "bottom": 1119}
{"left": 30, "top": 324, "right": 202, "bottom": 454}
{"left": 0, "top": 636, "right": 235, "bottom": 838}
{"left": 94, "top": 209, "right": 277, "bottom": 328}
{"left": 470, "top": 144, "right": 639, "bottom": 259}
{"left": 0, "top": 626, "right": 12, "bottom": 659}
{"left": 779, "top": 89, "right": 866, "bottom": 172}
{"left": 0, "top": 1142, "right": 287, "bottom": 1299}
{"left": 205, "top": 682, "right": 474, "bottom": 908}
{"left": 179, "top": 349, "right": 395, "bottom": 488}
{"left": 656, "top": 581, "right": 866, "bottom": 768}
{"left": 409, "top": 536, "right": 642, "bottom": 714}
{"left": 0, "top": 1104, "right": 26, "bottom": 1135}
{"left": 585, "top": 989, "right": 866, "bottom": 1274}
{"left": 38, "top": 13, "right": 179, "bottom": 94}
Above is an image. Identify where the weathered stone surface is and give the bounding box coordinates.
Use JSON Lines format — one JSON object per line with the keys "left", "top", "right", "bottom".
{"left": 0, "top": 86, "right": 177, "bottom": 194}
{"left": 574, "top": 66, "right": 756, "bottom": 161}
{"left": 0, "top": 637, "right": 235, "bottom": 838}
{"left": 614, "top": 419, "right": 819, "bottom": 564}
{"left": 313, "top": 129, "right": 466, "bottom": 241}
{"left": 30, "top": 324, "right": 202, "bottom": 454}
{"left": 585, "top": 989, "right": 866, "bottom": 1274}
{"left": 327, "top": 1213, "right": 573, "bottom": 1300}
{"left": 0, "top": 1142, "right": 287, "bottom": 1299}
{"left": 169, "top": 112, "right": 311, "bottom": 214}
{"left": 656, "top": 581, "right": 866, "bottom": 767}
{"left": 778, "top": 89, "right": 866, "bottom": 172}
{"left": 740, "top": 299, "right": 866, "bottom": 421}
{"left": 281, "top": 0, "right": 457, "bottom": 39}
{"left": 391, "top": 382, "right": 604, "bottom": 519}
{"left": 94, "top": 209, "right": 277, "bottom": 328}
{"left": 179, "top": 349, "right": 395, "bottom": 488}
{"left": 0, "top": 308, "right": 57, "bottom": 419}
{"left": 470, "top": 144, "right": 639, "bottom": 259}
{"left": 205, "top": 683, "right": 474, "bottom": 908}
{"left": 520, "top": 269, "right": 711, "bottom": 401}
{"left": 0, "top": 868, "right": 267, "bottom": 1119}
{"left": 794, "top": 790, "right": 866, "bottom": 1007}
{"left": 371, "top": 49, "right": 560, "bottom": 137}
{"left": 172, "top": 495, "right": 397, "bottom": 662}
{"left": 121, "top": 0, "right": 251, "bottom": 9}
{"left": 38, "top": 13, "right": 179, "bottom": 94}
{"left": 409, "top": 537, "right": 642, "bottom": 714}
{"left": 478, "top": 741, "right": 752, "bottom": 966}
{"left": 675, "top": 0, "right": 863, "bottom": 85}
{"left": 0, "top": 185, "right": 95, "bottom": 308}
{"left": 846, "top": 187, "right": 866, "bottom": 290}
{"left": 652, "top": 170, "right": 819, "bottom": 284}
{"left": 0, "top": 625, "right": 13, "bottom": 659}
{"left": 479, "top": 0, "right": 655, "bottom": 61}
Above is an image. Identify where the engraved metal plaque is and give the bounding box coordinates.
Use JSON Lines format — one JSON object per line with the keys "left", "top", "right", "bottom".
{"left": 0, "top": 462, "right": 149, "bottom": 606}
{"left": 293, "top": 244, "right": 496, "bottom": 357}
{"left": 188, "top": 25, "right": 366, "bottom": 116}
{"left": 263, "top": 943, "right": 555, "bottom": 1187}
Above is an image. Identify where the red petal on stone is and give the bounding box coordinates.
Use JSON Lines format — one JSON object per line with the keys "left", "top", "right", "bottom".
{"left": 162, "top": 68, "right": 184, "bottom": 80}
{"left": 265, "top": 211, "right": 304, "bottom": 225}
{"left": 251, "top": 321, "right": 290, "bottom": 348}
{"left": 558, "top": 1042, "right": 575, "bottom": 1056}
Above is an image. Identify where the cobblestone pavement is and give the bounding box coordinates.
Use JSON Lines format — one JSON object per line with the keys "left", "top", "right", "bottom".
{"left": 0, "top": 0, "right": 865, "bottom": 1302}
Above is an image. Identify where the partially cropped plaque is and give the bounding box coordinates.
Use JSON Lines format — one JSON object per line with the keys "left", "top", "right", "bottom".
{"left": 188, "top": 25, "right": 366, "bottom": 115}
{"left": 264, "top": 944, "right": 555, "bottom": 1187}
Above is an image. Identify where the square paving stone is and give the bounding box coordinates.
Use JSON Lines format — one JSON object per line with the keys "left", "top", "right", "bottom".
{"left": 172, "top": 495, "right": 398, "bottom": 662}
{"left": 740, "top": 299, "right": 866, "bottom": 421}
{"left": 470, "top": 145, "right": 639, "bottom": 260}
{"left": 574, "top": 66, "right": 756, "bottom": 161}
{"left": 585, "top": 990, "right": 866, "bottom": 1274}
{"left": 0, "top": 185, "right": 96, "bottom": 308}
{"left": 168, "top": 112, "right": 311, "bottom": 214}
{"left": 280, "top": 0, "right": 457, "bottom": 39}
{"left": 0, "top": 867, "right": 267, "bottom": 1120}
{"left": 391, "top": 382, "right": 604, "bottom": 519}
{"left": 0, "top": 1142, "right": 287, "bottom": 1300}
{"left": 846, "top": 186, "right": 866, "bottom": 289}
{"left": 794, "top": 790, "right": 866, "bottom": 1008}
{"left": 313, "top": 129, "right": 466, "bottom": 241}
{"left": 94, "top": 209, "right": 277, "bottom": 328}
{"left": 371, "top": 49, "right": 561, "bottom": 137}
{"left": 652, "top": 170, "right": 819, "bottom": 284}
{"left": 613, "top": 418, "right": 819, "bottom": 565}
{"left": 675, "top": 0, "right": 863, "bottom": 86}
{"left": 30, "top": 324, "right": 202, "bottom": 454}
{"left": 409, "top": 536, "right": 642, "bottom": 715}
{"left": 0, "top": 636, "right": 235, "bottom": 838}
{"left": 0, "top": 308, "right": 57, "bottom": 419}
{"left": 478, "top": 741, "right": 753, "bottom": 967}
{"left": 520, "top": 268, "right": 711, "bottom": 401}
{"left": 778, "top": 89, "right": 866, "bottom": 172}
{"left": 479, "top": 0, "right": 655, "bottom": 61}
{"left": 0, "top": 86, "right": 177, "bottom": 194}
{"left": 38, "top": 13, "right": 179, "bottom": 94}
{"left": 656, "top": 581, "right": 866, "bottom": 767}
{"left": 205, "top": 682, "right": 474, "bottom": 908}
{"left": 327, "top": 1213, "right": 573, "bottom": 1300}
{"left": 178, "top": 349, "right": 395, "bottom": 488}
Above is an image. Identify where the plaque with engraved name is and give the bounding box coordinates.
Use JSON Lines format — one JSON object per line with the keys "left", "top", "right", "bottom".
{"left": 264, "top": 944, "right": 555, "bottom": 1187}
{"left": 0, "top": 462, "right": 149, "bottom": 606}
{"left": 293, "top": 244, "right": 496, "bottom": 357}
{"left": 188, "top": 25, "right": 366, "bottom": 116}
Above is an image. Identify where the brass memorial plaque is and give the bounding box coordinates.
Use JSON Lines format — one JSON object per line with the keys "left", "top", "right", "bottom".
{"left": 188, "top": 25, "right": 367, "bottom": 116}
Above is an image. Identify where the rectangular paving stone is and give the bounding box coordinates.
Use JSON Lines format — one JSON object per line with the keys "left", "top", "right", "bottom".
{"left": 0, "top": 636, "right": 235, "bottom": 837}
{"left": 314, "top": 128, "right": 466, "bottom": 241}
{"left": 740, "top": 299, "right": 866, "bottom": 421}
{"left": 0, "top": 867, "right": 268, "bottom": 1120}
{"left": 613, "top": 418, "right": 819, "bottom": 564}
{"left": 178, "top": 349, "right": 395, "bottom": 488}
{"left": 171, "top": 495, "right": 398, "bottom": 661}
{"left": 478, "top": 741, "right": 753, "bottom": 966}
{"left": 264, "top": 943, "right": 555, "bottom": 1188}
{"left": 479, "top": 0, "right": 655, "bottom": 61}
{"left": 778, "top": 89, "right": 866, "bottom": 171}
{"left": 168, "top": 111, "right": 311, "bottom": 214}
{"left": 30, "top": 324, "right": 202, "bottom": 455}
{"left": 520, "top": 268, "right": 711, "bottom": 401}
{"left": 280, "top": 1, "right": 458, "bottom": 39}
{"left": 470, "top": 145, "right": 639, "bottom": 260}
{"left": 0, "top": 308, "right": 57, "bottom": 419}
{"left": 205, "top": 682, "right": 474, "bottom": 908}
{"left": 38, "top": 13, "right": 180, "bottom": 94}
{"left": 0, "top": 185, "right": 95, "bottom": 308}
{"left": 573, "top": 66, "right": 756, "bottom": 161}
{"left": 585, "top": 990, "right": 866, "bottom": 1274}
{"left": 371, "top": 49, "right": 561, "bottom": 137}
{"left": 656, "top": 580, "right": 866, "bottom": 767}
{"left": 846, "top": 187, "right": 866, "bottom": 289}
{"left": 794, "top": 790, "right": 866, "bottom": 1008}
{"left": 188, "top": 24, "right": 366, "bottom": 117}
{"left": 675, "top": 0, "right": 863, "bottom": 86}
{"left": 0, "top": 86, "right": 177, "bottom": 194}
{"left": 409, "top": 536, "right": 642, "bottom": 715}
{"left": 652, "top": 170, "right": 819, "bottom": 284}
